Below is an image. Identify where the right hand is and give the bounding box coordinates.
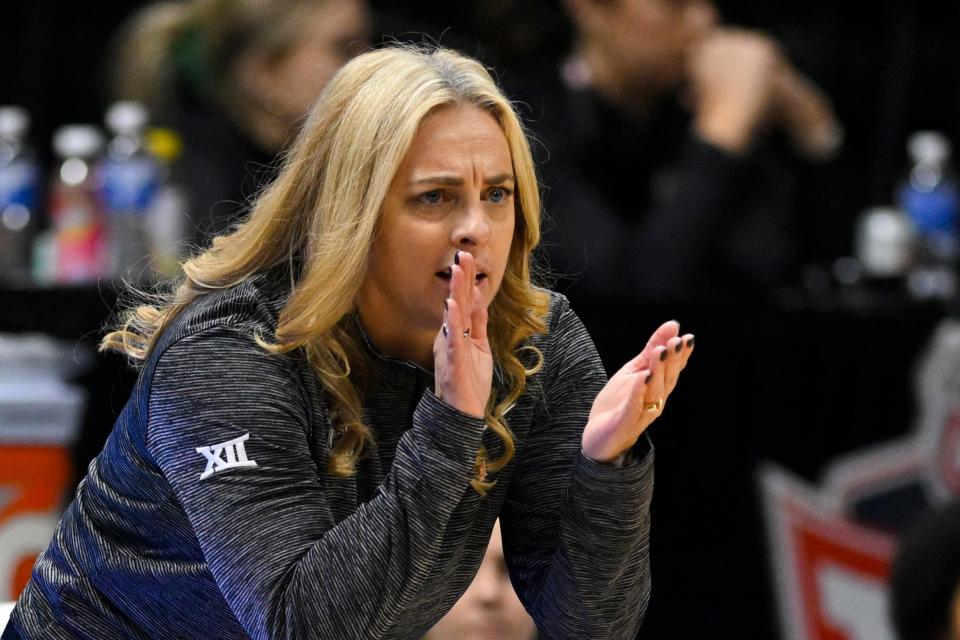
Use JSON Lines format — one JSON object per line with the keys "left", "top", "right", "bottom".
{"left": 433, "top": 250, "right": 493, "bottom": 419}
{"left": 687, "top": 28, "right": 842, "bottom": 160}
{"left": 687, "top": 29, "right": 783, "bottom": 154}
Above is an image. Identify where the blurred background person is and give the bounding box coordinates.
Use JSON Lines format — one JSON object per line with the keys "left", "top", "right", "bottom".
{"left": 425, "top": 520, "right": 538, "bottom": 640}
{"left": 508, "top": 0, "right": 842, "bottom": 304}
{"left": 110, "top": 0, "right": 371, "bottom": 246}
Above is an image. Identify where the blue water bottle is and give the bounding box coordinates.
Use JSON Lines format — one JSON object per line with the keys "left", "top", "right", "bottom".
{"left": 897, "top": 131, "right": 960, "bottom": 300}
{"left": 101, "top": 101, "right": 160, "bottom": 281}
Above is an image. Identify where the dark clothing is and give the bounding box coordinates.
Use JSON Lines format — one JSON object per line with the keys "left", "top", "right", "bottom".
{"left": 527, "top": 73, "right": 798, "bottom": 304}
{"left": 168, "top": 89, "right": 279, "bottom": 249}
{"left": 9, "top": 268, "right": 654, "bottom": 639}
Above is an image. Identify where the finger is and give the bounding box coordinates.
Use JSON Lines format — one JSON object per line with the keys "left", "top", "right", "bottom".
{"left": 452, "top": 251, "right": 475, "bottom": 334}
{"left": 444, "top": 297, "right": 466, "bottom": 361}
{"left": 644, "top": 319, "right": 681, "bottom": 354}
{"left": 664, "top": 333, "right": 695, "bottom": 396}
{"left": 661, "top": 336, "right": 683, "bottom": 395}
{"left": 470, "top": 282, "right": 489, "bottom": 344}
{"left": 460, "top": 249, "right": 477, "bottom": 292}
{"left": 450, "top": 252, "right": 471, "bottom": 335}
{"left": 434, "top": 299, "right": 451, "bottom": 396}
{"left": 639, "top": 346, "right": 669, "bottom": 426}
{"left": 621, "top": 350, "right": 651, "bottom": 374}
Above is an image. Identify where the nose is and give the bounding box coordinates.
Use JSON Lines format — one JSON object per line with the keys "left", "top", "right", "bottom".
{"left": 452, "top": 200, "right": 491, "bottom": 249}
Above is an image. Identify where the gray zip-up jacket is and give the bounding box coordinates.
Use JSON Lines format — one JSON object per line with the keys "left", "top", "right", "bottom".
{"left": 8, "top": 268, "right": 654, "bottom": 639}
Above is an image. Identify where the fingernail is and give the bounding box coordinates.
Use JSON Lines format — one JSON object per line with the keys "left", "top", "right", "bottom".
{"left": 645, "top": 373, "right": 652, "bottom": 384}
{"left": 674, "top": 342, "right": 682, "bottom": 353}
{"left": 442, "top": 324, "right": 448, "bottom": 337}
{"left": 454, "top": 251, "right": 460, "bottom": 265}
{"left": 659, "top": 349, "right": 668, "bottom": 361}
{"left": 686, "top": 336, "right": 695, "bottom": 348}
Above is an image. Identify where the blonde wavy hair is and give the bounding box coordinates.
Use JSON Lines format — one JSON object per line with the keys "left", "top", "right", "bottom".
{"left": 102, "top": 45, "right": 550, "bottom": 493}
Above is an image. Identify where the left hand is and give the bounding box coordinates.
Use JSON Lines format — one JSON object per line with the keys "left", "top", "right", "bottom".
{"left": 581, "top": 320, "right": 695, "bottom": 464}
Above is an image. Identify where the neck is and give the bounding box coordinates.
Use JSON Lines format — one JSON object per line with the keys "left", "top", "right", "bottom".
{"left": 355, "top": 306, "right": 436, "bottom": 371}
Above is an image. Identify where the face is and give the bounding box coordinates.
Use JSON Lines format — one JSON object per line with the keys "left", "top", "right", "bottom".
{"left": 425, "top": 520, "right": 537, "bottom": 640}
{"left": 357, "top": 104, "right": 517, "bottom": 351}
{"left": 259, "top": 0, "right": 371, "bottom": 132}
{"left": 576, "top": 0, "right": 718, "bottom": 94}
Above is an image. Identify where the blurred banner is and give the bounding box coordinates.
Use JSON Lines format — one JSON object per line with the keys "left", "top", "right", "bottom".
{"left": 760, "top": 317, "right": 960, "bottom": 639}
{"left": 0, "top": 334, "right": 88, "bottom": 600}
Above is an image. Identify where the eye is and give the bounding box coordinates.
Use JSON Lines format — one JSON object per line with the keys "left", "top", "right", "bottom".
{"left": 487, "top": 187, "right": 513, "bottom": 204}
{"left": 418, "top": 190, "right": 444, "bottom": 205}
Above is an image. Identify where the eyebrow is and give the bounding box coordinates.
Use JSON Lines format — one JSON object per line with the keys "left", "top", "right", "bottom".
{"left": 410, "top": 173, "right": 515, "bottom": 187}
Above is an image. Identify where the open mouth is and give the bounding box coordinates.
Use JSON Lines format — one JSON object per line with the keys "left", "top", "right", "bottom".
{"left": 435, "top": 268, "right": 488, "bottom": 285}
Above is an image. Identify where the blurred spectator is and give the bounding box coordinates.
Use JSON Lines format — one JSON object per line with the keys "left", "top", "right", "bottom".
{"left": 425, "top": 519, "right": 537, "bottom": 640}
{"left": 513, "top": 0, "right": 842, "bottom": 304}
{"left": 110, "top": 0, "right": 371, "bottom": 245}
{"left": 889, "top": 499, "right": 960, "bottom": 640}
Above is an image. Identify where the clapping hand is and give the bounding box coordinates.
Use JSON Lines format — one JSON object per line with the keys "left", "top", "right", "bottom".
{"left": 581, "top": 320, "right": 695, "bottom": 464}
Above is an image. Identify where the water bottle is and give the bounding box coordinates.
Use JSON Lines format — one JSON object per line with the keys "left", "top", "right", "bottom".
{"left": 49, "top": 125, "right": 107, "bottom": 283}
{"left": 0, "top": 107, "right": 41, "bottom": 284}
{"left": 853, "top": 206, "right": 916, "bottom": 280}
{"left": 101, "top": 101, "right": 160, "bottom": 281}
{"left": 145, "top": 127, "right": 189, "bottom": 278}
{"left": 896, "top": 131, "right": 960, "bottom": 300}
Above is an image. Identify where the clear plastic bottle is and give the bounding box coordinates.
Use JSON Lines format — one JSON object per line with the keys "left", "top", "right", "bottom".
{"left": 101, "top": 101, "right": 160, "bottom": 281}
{"left": 0, "top": 106, "right": 41, "bottom": 284}
{"left": 49, "top": 125, "right": 107, "bottom": 284}
{"left": 896, "top": 131, "right": 960, "bottom": 300}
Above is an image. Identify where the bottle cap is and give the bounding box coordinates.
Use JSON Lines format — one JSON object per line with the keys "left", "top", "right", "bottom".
{"left": 52, "top": 125, "right": 105, "bottom": 159}
{"left": 105, "top": 101, "right": 149, "bottom": 135}
{"left": 0, "top": 106, "right": 29, "bottom": 139}
{"left": 908, "top": 131, "right": 952, "bottom": 166}
{"left": 146, "top": 127, "right": 183, "bottom": 164}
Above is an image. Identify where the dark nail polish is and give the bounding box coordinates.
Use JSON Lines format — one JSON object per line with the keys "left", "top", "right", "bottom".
{"left": 454, "top": 251, "right": 460, "bottom": 265}
{"left": 674, "top": 342, "right": 682, "bottom": 353}
{"left": 659, "top": 349, "right": 667, "bottom": 361}
{"left": 686, "top": 337, "right": 695, "bottom": 348}
{"left": 442, "top": 325, "right": 448, "bottom": 337}
{"left": 645, "top": 373, "right": 652, "bottom": 384}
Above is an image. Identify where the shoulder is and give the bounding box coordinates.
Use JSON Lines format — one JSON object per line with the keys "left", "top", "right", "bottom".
{"left": 528, "top": 290, "right": 605, "bottom": 388}
{"left": 142, "top": 267, "right": 308, "bottom": 399}
{"left": 535, "top": 290, "right": 592, "bottom": 353}
{"left": 156, "top": 268, "right": 291, "bottom": 354}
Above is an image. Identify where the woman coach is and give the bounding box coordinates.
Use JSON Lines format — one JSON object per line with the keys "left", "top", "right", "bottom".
{"left": 4, "top": 44, "right": 693, "bottom": 639}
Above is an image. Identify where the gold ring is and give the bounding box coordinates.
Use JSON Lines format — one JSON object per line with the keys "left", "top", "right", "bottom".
{"left": 643, "top": 398, "right": 664, "bottom": 412}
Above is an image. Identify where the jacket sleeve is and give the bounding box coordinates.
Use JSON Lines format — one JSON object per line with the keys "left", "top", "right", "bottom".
{"left": 146, "top": 325, "right": 486, "bottom": 639}
{"left": 501, "top": 298, "right": 654, "bottom": 639}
